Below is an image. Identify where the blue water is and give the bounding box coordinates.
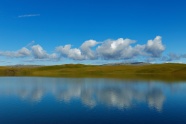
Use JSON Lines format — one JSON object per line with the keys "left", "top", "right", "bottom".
{"left": 0, "top": 77, "right": 186, "bottom": 124}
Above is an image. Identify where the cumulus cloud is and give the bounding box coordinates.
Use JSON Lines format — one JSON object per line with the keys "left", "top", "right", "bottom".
{"left": 31, "top": 45, "right": 58, "bottom": 60}
{"left": 56, "top": 36, "right": 166, "bottom": 61}
{"left": 18, "top": 47, "right": 31, "bottom": 56}
{"left": 96, "top": 36, "right": 165, "bottom": 60}
{"left": 97, "top": 38, "right": 136, "bottom": 59}
{"left": 0, "top": 44, "right": 57, "bottom": 61}
{"left": 0, "top": 47, "right": 31, "bottom": 58}
{"left": 0, "top": 36, "right": 166, "bottom": 62}
{"left": 55, "top": 36, "right": 165, "bottom": 60}
{"left": 145, "top": 36, "right": 165, "bottom": 57}
{"left": 56, "top": 40, "right": 99, "bottom": 60}
{"left": 31, "top": 45, "right": 48, "bottom": 59}
{"left": 56, "top": 45, "right": 84, "bottom": 60}
{"left": 80, "top": 40, "right": 99, "bottom": 59}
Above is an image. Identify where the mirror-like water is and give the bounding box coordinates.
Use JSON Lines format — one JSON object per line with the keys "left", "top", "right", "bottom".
{"left": 0, "top": 77, "right": 186, "bottom": 124}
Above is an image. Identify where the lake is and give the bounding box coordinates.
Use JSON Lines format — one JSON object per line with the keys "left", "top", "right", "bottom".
{"left": 0, "top": 77, "right": 186, "bottom": 124}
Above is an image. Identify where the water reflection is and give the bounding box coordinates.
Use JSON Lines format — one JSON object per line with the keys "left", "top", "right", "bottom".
{"left": 0, "top": 77, "right": 182, "bottom": 111}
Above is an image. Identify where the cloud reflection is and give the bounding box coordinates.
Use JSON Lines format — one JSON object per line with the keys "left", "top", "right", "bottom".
{"left": 0, "top": 78, "right": 168, "bottom": 111}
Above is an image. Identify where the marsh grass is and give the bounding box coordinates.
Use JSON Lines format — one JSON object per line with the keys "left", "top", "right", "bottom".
{"left": 0, "top": 63, "right": 186, "bottom": 82}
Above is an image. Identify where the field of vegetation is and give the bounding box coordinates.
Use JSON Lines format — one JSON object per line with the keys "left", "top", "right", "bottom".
{"left": 0, "top": 63, "right": 186, "bottom": 82}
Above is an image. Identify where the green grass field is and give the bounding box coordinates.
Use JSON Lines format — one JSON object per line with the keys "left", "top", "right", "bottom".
{"left": 0, "top": 63, "right": 186, "bottom": 82}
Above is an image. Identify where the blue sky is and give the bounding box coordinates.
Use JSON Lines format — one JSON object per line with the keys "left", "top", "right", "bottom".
{"left": 0, "top": 0, "right": 186, "bottom": 65}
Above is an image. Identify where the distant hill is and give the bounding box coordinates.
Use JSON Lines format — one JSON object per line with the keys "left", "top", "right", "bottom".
{"left": 0, "top": 63, "right": 186, "bottom": 82}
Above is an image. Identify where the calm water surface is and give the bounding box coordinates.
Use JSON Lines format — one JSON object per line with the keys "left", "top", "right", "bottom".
{"left": 0, "top": 77, "right": 186, "bottom": 124}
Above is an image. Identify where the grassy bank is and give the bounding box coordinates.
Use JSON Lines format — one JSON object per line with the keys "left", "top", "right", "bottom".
{"left": 0, "top": 63, "right": 186, "bottom": 82}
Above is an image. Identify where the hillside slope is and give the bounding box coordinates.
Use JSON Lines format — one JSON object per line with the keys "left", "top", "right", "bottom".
{"left": 0, "top": 63, "right": 186, "bottom": 82}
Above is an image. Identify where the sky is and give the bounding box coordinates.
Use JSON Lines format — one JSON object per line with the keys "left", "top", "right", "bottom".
{"left": 0, "top": 0, "right": 186, "bottom": 65}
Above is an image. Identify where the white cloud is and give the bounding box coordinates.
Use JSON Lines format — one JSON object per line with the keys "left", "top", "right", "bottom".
{"left": 97, "top": 38, "right": 136, "bottom": 59}
{"left": 96, "top": 36, "right": 165, "bottom": 60}
{"left": 56, "top": 36, "right": 165, "bottom": 61}
{"left": 0, "top": 47, "right": 31, "bottom": 58}
{"left": 80, "top": 40, "right": 99, "bottom": 59}
{"left": 31, "top": 45, "right": 48, "bottom": 59}
{"left": 18, "top": 47, "right": 31, "bottom": 56}
{"left": 145, "top": 36, "right": 165, "bottom": 57}
{"left": 0, "top": 36, "right": 166, "bottom": 62}
{"left": 56, "top": 40, "right": 99, "bottom": 60}
{"left": 56, "top": 45, "right": 84, "bottom": 60}
{"left": 31, "top": 45, "right": 58, "bottom": 60}
{"left": 18, "top": 14, "right": 40, "bottom": 18}
{"left": 0, "top": 44, "right": 58, "bottom": 62}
